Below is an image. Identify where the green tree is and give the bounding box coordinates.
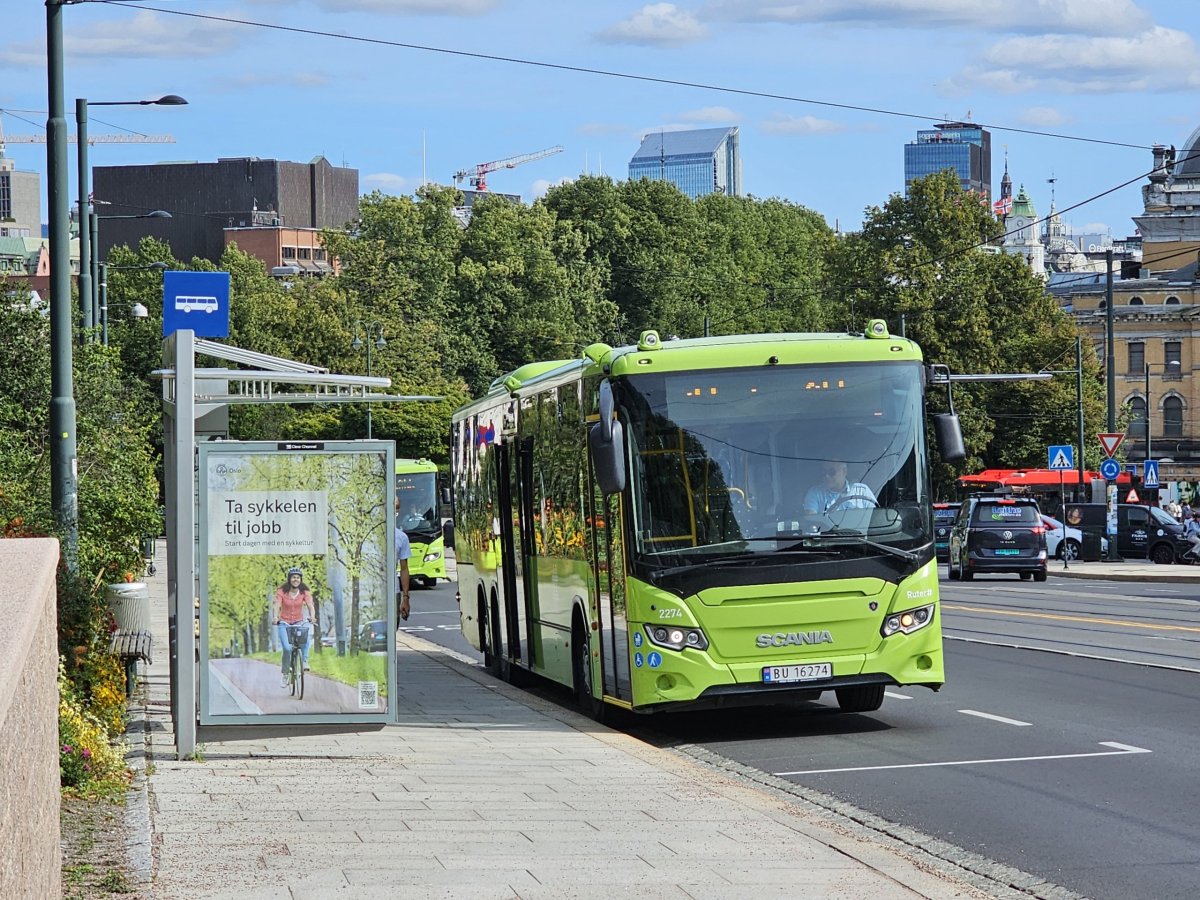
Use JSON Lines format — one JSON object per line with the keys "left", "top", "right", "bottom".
{"left": 826, "top": 171, "right": 1105, "bottom": 494}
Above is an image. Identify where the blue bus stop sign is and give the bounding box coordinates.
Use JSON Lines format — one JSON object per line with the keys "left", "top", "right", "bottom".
{"left": 1099, "top": 457, "right": 1121, "bottom": 481}
{"left": 163, "top": 270, "right": 230, "bottom": 338}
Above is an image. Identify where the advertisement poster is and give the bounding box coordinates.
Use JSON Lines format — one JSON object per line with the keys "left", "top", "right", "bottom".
{"left": 198, "top": 441, "right": 395, "bottom": 725}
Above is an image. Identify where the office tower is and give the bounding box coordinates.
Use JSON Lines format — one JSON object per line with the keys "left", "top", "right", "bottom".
{"left": 903, "top": 122, "right": 991, "bottom": 198}
{"left": 628, "top": 127, "right": 742, "bottom": 199}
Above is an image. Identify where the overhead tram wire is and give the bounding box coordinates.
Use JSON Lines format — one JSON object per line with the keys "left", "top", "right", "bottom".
{"left": 80, "top": 1, "right": 1184, "bottom": 333}
{"left": 93, "top": 0, "right": 1152, "bottom": 153}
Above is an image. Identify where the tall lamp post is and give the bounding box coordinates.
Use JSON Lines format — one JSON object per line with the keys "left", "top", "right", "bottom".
{"left": 76, "top": 95, "right": 186, "bottom": 340}
{"left": 90, "top": 210, "right": 171, "bottom": 329}
{"left": 47, "top": 0, "right": 79, "bottom": 570}
{"left": 99, "top": 261, "right": 167, "bottom": 345}
{"left": 351, "top": 321, "right": 386, "bottom": 438}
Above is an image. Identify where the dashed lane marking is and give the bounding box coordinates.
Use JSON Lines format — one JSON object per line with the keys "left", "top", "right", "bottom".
{"left": 774, "top": 742, "right": 1152, "bottom": 776}
{"left": 958, "top": 709, "right": 1031, "bottom": 726}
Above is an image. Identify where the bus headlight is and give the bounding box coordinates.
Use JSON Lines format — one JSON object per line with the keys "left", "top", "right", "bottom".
{"left": 423, "top": 551, "right": 442, "bottom": 563}
{"left": 881, "top": 604, "right": 935, "bottom": 637}
{"left": 644, "top": 624, "right": 708, "bottom": 651}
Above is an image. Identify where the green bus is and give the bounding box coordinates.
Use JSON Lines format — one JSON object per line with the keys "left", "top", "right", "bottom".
{"left": 449, "top": 323, "right": 964, "bottom": 716}
{"left": 396, "top": 458, "right": 448, "bottom": 587}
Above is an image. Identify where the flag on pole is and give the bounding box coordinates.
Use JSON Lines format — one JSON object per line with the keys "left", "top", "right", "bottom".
{"left": 993, "top": 195, "right": 1012, "bottom": 216}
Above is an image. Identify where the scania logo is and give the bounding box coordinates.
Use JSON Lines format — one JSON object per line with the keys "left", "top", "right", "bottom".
{"left": 756, "top": 630, "right": 834, "bottom": 648}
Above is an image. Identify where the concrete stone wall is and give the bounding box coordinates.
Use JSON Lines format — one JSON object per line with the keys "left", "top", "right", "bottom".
{"left": 0, "top": 539, "right": 61, "bottom": 899}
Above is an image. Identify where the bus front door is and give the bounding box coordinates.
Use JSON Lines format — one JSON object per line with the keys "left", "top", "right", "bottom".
{"left": 494, "top": 442, "right": 522, "bottom": 668}
{"left": 515, "top": 436, "right": 538, "bottom": 669}
{"left": 589, "top": 475, "right": 631, "bottom": 702}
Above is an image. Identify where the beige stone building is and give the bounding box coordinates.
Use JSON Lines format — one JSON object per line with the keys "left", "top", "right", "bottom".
{"left": 1048, "top": 130, "right": 1200, "bottom": 476}
{"left": 1053, "top": 262, "right": 1200, "bottom": 474}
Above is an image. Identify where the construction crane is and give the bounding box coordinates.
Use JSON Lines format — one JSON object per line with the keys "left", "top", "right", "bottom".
{"left": 453, "top": 145, "right": 563, "bottom": 192}
{"left": 0, "top": 118, "right": 175, "bottom": 154}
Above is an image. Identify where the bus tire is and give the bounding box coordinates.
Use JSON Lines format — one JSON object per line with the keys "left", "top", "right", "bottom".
{"left": 479, "top": 595, "right": 494, "bottom": 670}
{"left": 835, "top": 684, "right": 885, "bottom": 713}
{"left": 572, "top": 611, "right": 603, "bottom": 722}
{"left": 487, "top": 594, "right": 507, "bottom": 680}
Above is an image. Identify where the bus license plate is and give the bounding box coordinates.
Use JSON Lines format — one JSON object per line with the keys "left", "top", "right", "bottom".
{"left": 762, "top": 663, "right": 832, "bottom": 683}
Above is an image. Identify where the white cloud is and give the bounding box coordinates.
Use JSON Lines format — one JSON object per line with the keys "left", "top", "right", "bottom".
{"left": 532, "top": 177, "right": 573, "bottom": 199}
{"left": 965, "top": 26, "right": 1200, "bottom": 93}
{"left": 761, "top": 113, "right": 847, "bottom": 135}
{"left": 1017, "top": 106, "right": 1072, "bottom": 128}
{"left": 598, "top": 4, "right": 708, "bottom": 47}
{"left": 364, "top": 172, "right": 420, "bottom": 194}
{"left": 701, "top": 0, "right": 1149, "bottom": 36}
{"left": 313, "top": 0, "right": 497, "bottom": 14}
{"left": 0, "top": 40, "right": 42, "bottom": 68}
{"left": 680, "top": 106, "right": 740, "bottom": 123}
{"left": 62, "top": 10, "right": 241, "bottom": 61}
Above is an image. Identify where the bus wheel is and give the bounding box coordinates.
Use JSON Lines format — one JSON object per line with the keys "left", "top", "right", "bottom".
{"left": 479, "top": 597, "right": 494, "bottom": 670}
{"left": 835, "top": 684, "right": 885, "bottom": 713}
{"left": 487, "top": 596, "right": 507, "bottom": 680}
{"left": 572, "top": 613, "right": 603, "bottom": 721}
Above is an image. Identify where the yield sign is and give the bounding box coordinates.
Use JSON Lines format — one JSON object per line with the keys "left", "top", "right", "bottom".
{"left": 1098, "top": 432, "right": 1125, "bottom": 457}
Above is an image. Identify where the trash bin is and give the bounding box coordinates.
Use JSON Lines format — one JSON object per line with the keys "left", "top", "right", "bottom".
{"left": 106, "top": 581, "right": 151, "bottom": 633}
{"left": 1080, "top": 527, "right": 1103, "bottom": 561}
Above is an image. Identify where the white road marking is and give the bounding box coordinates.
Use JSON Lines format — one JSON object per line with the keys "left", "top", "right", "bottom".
{"left": 884, "top": 691, "right": 913, "bottom": 700}
{"left": 775, "top": 742, "right": 1152, "bottom": 776}
{"left": 959, "top": 709, "right": 1032, "bottom": 726}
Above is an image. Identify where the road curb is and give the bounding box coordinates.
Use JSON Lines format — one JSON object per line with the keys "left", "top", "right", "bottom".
{"left": 1049, "top": 569, "right": 1200, "bottom": 583}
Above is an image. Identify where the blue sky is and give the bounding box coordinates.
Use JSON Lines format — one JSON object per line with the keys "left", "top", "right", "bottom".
{"left": 2, "top": 0, "right": 1198, "bottom": 239}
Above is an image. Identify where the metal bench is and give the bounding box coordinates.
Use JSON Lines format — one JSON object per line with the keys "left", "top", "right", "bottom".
{"left": 109, "top": 630, "right": 153, "bottom": 697}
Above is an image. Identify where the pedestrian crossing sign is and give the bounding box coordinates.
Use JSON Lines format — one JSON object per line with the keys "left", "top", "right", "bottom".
{"left": 1047, "top": 445, "right": 1074, "bottom": 471}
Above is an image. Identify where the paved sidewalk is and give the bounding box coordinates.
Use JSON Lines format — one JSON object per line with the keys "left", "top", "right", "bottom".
{"left": 125, "top": 545, "right": 1058, "bottom": 899}
{"left": 1046, "top": 558, "right": 1200, "bottom": 583}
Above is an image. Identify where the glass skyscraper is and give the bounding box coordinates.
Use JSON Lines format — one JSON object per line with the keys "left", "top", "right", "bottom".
{"left": 628, "top": 127, "right": 742, "bottom": 199}
{"left": 903, "top": 122, "right": 991, "bottom": 199}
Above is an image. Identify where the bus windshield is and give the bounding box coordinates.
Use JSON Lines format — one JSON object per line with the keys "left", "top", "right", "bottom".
{"left": 396, "top": 472, "right": 438, "bottom": 536}
{"left": 616, "top": 361, "right": 930, "bottom": 569}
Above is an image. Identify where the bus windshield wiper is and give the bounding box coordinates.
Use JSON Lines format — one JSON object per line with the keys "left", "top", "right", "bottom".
{"left": 791, "top": 531, "right": 921, "bottom": 563}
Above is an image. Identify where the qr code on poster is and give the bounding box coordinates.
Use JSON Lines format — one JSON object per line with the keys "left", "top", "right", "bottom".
{"left": 358, "top": 681, "right": 379, "bottom": 709}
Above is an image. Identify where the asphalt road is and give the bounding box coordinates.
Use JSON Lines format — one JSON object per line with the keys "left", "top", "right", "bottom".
{"left": 408, "top": 574, "right": 1200, "bottom": 900}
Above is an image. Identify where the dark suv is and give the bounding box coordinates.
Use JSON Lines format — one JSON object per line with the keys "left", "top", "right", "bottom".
{"left": 947, "top": 494, "right": 1047, "bottom": 581}
{"left": 933, "top": 502, "right": 961, "bottom": 562}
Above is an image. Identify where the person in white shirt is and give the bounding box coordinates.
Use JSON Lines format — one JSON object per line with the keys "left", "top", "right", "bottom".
{"left": 802, "top": 460, "right": 877, "bottom": 516}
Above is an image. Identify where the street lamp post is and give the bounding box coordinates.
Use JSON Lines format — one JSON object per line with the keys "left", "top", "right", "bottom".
{"left": 99, "top": 261, "right": 167, "bottom": 344}
{"left": 351, "top": 321, "right": 386, "bottom": 438}
{"left": 75, "top": 96, "right": 185, "bottom": 340}
{"left": 47, "top": 0, "right": 77, "bottom": 570}
{"left": 93, "top": 212, "right": 171, "bottom": 336}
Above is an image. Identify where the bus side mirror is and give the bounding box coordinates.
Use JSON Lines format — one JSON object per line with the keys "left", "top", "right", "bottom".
{"left": 589, "top": 420, "right": 626, "bottom": 495}
{"left": 441, "top": 486, "right": 451, "bottom": 505}
{"left": 442, "top": 520, "right": 455, "bottom": 550}
{"left": 590, "top": 378, "right": 626, "bottom": 494}
{"left": 933, "top": 413, "right": 966, "bottom": 462}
